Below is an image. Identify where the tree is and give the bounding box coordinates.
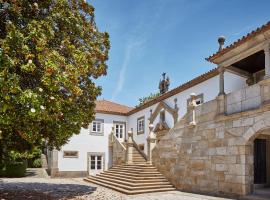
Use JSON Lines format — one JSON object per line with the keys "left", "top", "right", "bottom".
{"left": 0, "top": 0, "right": 110, "bottom": 161}
{"left": 137, "top": 92, "right": 160, "bottom": 107}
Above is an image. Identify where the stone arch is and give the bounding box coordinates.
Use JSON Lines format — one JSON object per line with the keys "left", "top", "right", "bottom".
{"left": 243, "top": 119, "right": 270, "bottom": 144}
{"left": 241, "top": 117, "right": 270, "bottom": 195}
{"left": 149, "top": 101, "right": 178, "bottom": 125}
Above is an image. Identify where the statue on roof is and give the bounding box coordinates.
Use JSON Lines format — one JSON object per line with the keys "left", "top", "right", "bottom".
{"left": 159, "top": 73, "right": 170, "bottom": 94}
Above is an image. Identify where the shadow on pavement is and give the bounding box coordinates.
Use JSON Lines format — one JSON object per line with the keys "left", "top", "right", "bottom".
{"left": 0, "top": 181, "right": 96, "bottom": 200}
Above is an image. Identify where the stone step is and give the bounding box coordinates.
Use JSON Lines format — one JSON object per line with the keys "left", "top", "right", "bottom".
{"left": 97, "top": 173, "right": 168, "bottom": 183}
{"left": 132, "top": 159, "right": 146, "bottom": 162}
{"left": 102, "top": 170, "right": 163, "bottom": 177}
{"left": 111, "top": 168, "right": 158, "bottom": 173}
{"left": 84, "top": 178, "right": 175, "bottom": 195}
{"left": 87, "top": 176, "right": 172, "bottom": 187}
{"left": 101, "top": 171, "right": 165, "bottom": 180}
{"left": 85, "top": 176, "right": 174, "bottom": 191}
{"left": 118, "top": 165, "right": 156, "bottom": 169}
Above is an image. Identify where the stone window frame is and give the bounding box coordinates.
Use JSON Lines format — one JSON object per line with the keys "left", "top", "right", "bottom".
{"left": 90, "top": 119, "right": 104, "bottom": 136}
{"left": 137, "top": 116, "right": 145, "bottom": 135}
{"left": 187, "top": 93, "right": 204, "bottom": 108}
{"left": 63, "top": 151, "right": 79, "bottom": 158}
{"left": 113, "top": 121, "right": 126, "bottom": 140}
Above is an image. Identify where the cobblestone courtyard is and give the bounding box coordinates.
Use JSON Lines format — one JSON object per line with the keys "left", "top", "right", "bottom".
{"left": 0, "top": 169, "right": 234, "bottom": 200}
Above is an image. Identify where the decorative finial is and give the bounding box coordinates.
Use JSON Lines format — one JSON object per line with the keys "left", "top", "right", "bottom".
{"left": 149, "top": 124, "right": 154, "bottom": 131}
{"left": 218, "top": 36, "right": 225, "bottom": 51}
{"left": 159, "top": 73, "right": 170, "bottom": 94}
{"left": 162, "top": 72, "right": 166, "bottom": 79}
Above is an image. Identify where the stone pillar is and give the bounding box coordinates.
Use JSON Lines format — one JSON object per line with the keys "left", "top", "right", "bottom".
{"left": 147, "top": 124, "right": 156, "bottom": 164}
{"left": 218, "top": 67, "right": 225, "bottom": 96}
{"left": 216, "top": 93, "right": 226, "bottom": 115}
{"left": 264, "top": 43, "right": 270, "bottom": 79}
{"left": 126, "top": 130, "right": 133, "bottom": 164}
{"left": 189, "top": 93, "right": 197, "bottom": 127}
{"left": 50, "top": 149, "right": 59, "bottom": 177}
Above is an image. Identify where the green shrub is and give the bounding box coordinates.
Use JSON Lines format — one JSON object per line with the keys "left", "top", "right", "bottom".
{"left": 5, "top": 161, "right": 27, "bottom": 177}
{"left": 0, "top": 164, "right": 4, "bottom": 177}
{"left": 32, "top": 158, "right": 42, "bottom": 168}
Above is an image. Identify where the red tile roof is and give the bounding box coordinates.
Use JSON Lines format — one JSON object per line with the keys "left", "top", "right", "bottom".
{"left": 95, "top": 100, "right": 133, "bottom": 116}
{"left": 206, "top": 21, "right": 270, "bottom": 63}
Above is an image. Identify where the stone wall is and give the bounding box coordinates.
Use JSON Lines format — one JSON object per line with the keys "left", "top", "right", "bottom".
{"left": 152, "top": 93, "right": 270, "bottom": 197}
{"left": 226, "top": 84, "right": 261, "bottom": 115}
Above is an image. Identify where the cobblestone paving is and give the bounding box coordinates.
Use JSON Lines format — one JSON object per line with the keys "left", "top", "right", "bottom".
{"left": 0, "top": 169, "right": 234, "bottom": 200}
{"left": 0, "top": 177, "right": 125, "bottom": 200}
{"left": 128, "top": 191, "right": 235, "bottom": 200}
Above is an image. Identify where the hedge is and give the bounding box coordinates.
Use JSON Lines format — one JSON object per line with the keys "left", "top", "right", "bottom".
{"left": 4, "top": 161, "right": 27, "bottom": 177}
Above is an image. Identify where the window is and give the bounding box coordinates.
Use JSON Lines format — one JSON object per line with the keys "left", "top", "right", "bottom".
{"left": 187, "top": 93, "right": 204, "bottom": 108}
{"left": 90, "top": 119, "right": 104, "bottom": 135}
{"left": 137, "top": 116, "right": 145, "bottom": 134}
{"left": 115, "top": 123, "right": 124, "bottom": 139}
{"left": 97, "top": 156, "right": 102, "bottom": 170}
{"left": 89, "top": 154, "right": 104, "bottom": 171}
{"left": 63, "top": 151, "right": 78, "bottom": 158}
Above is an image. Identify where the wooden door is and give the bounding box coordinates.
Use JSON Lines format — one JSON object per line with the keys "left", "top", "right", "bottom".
{"left": 254, "top": 139, "right": 267, "bottom": 184}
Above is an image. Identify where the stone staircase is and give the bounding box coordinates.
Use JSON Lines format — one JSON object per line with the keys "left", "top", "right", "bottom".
{"left": 84, "top": 147, "right": 175, "bottom": 194}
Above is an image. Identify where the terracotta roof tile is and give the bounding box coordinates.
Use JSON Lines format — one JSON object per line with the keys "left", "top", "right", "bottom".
{"left": 206, "top": 21, "right": 270, "bottom": 63}
{"left": 95, "top": 100, "right": 133, "bottom": 115}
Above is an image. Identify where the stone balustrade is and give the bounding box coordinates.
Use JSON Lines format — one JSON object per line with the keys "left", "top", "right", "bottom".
{"left": 110, "top": 128, "right": 126, "bottom": 166}
{"left": 226, "top": 84, "right": 261, "bottom": 115}
{"left": 152, "top": 79, "right": 270, "bottom": 197}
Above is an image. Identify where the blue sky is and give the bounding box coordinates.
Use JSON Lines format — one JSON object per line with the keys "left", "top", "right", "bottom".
{"left": 91, "top": 0, "right": 270, "bottom": 107}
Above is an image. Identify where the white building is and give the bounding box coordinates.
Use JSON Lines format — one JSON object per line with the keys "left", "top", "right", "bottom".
{"left": 47, "top": 67, "right": 247, "bottom": 177}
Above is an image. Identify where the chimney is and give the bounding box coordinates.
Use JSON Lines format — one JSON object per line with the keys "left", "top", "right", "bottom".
{"left": 218, "top": 36, "right": 225, "bottom": 51}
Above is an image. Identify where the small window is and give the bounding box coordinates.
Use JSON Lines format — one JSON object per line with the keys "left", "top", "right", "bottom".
{"left": 63, "top": 151, "right": 79, "bottom": 158}
{"left": 137, "top": 116, "right": 145, "bottom": 134}
{"left": 115, "top": 123, "right": 125, "bottom": 139}
{"left": 187, "top": 93, "right": 204, "bottom": 108}
{"left": 90, "top": 119, "right": 104, "bottom": 135}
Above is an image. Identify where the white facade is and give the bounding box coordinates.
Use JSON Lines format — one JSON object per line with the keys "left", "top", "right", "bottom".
{"left": 52, "top": 71, "right": 247, "bottom": 176}
{"left": 57, "top": 113, "right": 127, "bottom": 175}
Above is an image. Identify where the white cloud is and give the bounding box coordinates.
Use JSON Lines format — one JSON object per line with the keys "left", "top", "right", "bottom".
{"left": 111, "top": 40, "right": 144, "bottom": 101}
{"left": 110, "top": 3, "right": 166, "bottom": 101}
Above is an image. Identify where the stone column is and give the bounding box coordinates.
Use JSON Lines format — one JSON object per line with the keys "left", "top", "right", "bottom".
{"left": 264, "top": 43, "right": 270, "bottom": 79}
{"left": 126, "top": 130, "right": 133, "bottom": 164}
{"left": 50, "top": 149, "right": 59, "bottom": 177}
{"left": 189, "top": 93, "right": 197, "bottom": 127}
{"left": 218, "top": 67, "right": 225, "bottom": 96}
{"left": 147, "top": 124, "right": 156, "bottom": 164}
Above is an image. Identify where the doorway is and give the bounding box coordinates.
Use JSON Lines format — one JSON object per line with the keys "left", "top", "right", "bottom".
{"left": 88, "top": 153, "right": 104, "bottom": 176}
{"left": 254, "top": 138, "right": 267, "bottom": 185}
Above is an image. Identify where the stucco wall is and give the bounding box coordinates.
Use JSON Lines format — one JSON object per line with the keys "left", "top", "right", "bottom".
{"left": 57, "top": 113, "right": 127, "bottom": 172}
{"left": 55, "top": 71, "right": 246, "bottom": 174}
